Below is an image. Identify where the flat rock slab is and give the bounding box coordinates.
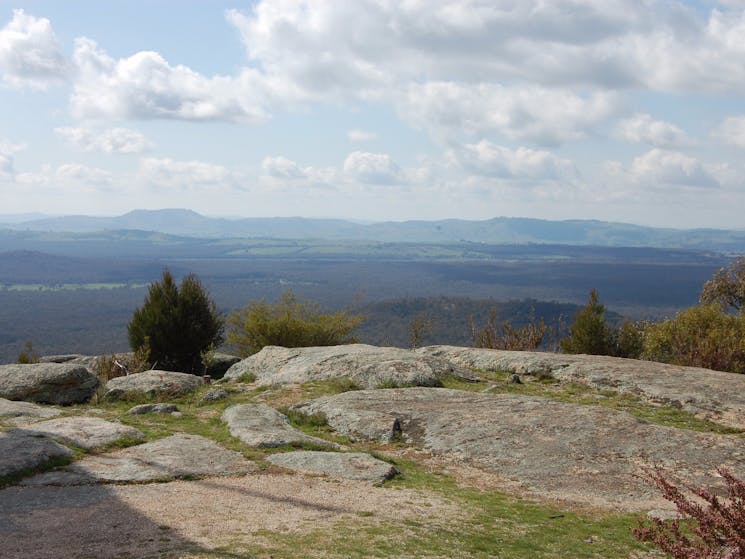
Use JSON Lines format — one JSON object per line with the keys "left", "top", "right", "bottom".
{"left": 127, "top": 403, "right": 179, "bottom": 415}
{"left": 0, "top": 398, "right": 61, "bottom": 423}
{"left": 21, "top": 433, "right": 256, "bottom": 486}
{"left": 418, "top": 345, "right": 745, "bottom": 430}
{"left": 0, "top": 363, "right": 98, "bottom": 405}
{"left": 294, "top": 387, "right": 745, "bottom": 511}
{"left": 104, "top": 370, "right": 202, "bottom": 401}
{"left": 0, "top": 430, "right": 73, "bottom": 478}
{"left": 224, "top": 344, "right": 477, "bottom": 389}
{"left": 22, "top": 417, "right": 144, "bottom": 450}
{"left": 267, "top": 451, "right": 398, "bottom": 483}
{"left": 222, "top": 403, "right": 335, "bottom": 448}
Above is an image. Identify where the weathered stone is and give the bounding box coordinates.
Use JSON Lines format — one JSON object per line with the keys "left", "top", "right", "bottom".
{"left": 224, "top": 344, "right": 477, "bottom": 389}
{"left": 200, "top": 388, "right": 229, "bottom": 402}
{"left": 222, "top": 403, "right": 334, "bottom": 448}
{"left": 21, "top": 433, "right": 256, "bottom": 485}
{"left": 0, "top": 430, "right": 73, "bottom": 478}
{"left": 267, "top": 451, "right": 398, "bottom": 483}
{"left": 23, "top": 417, "right": 144, "bottom": 450}
{"left": 0, "top": 398, "right": 61, "bottom": 422}
{"left": 294, "top": 387, "right": 745, "bottom": 510}
{"left": 104, "top": 370, "right": 202, "bottom": 401}
{"left": 205, "top": 352, "right": 241, "bottom": 379}
{"left": 39, "top": 354, "right": 86, "bottom": 363}
{"left": 0, "top": 363, "right": 99, "bottom": 405}
{"left": 127, "top": 403, "right": 179, "bottom": 415}
{"left": 418, "top": 345, "right": 745, "bottom": 430}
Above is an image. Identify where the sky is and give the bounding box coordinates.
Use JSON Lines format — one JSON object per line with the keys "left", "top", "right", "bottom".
{"left": 1, "top": 1, "right": 745, "bottom": 228}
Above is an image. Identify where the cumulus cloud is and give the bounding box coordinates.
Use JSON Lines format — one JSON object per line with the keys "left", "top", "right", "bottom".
{"left": 0, "top": 151, "right": 13, "bottom": 180}
{"left": 343, "top": 151, "right": 402, "bottom": 185}
{"left": 0, "top": 9, "right": 69, "bottom": 88}
{"left": 55, "top": 127, "right": 152, "bottom": 153}
{"left": 399, "top": 83, "right": 619, "bottom": 146}
{"left": 138, "top": 157, "right": 233, "bottom": 188}
{"left": 617, "top": 114, "right": 691, "bottom": 148}
{"left": 54, "top": 163, "right": 112, "bottom": 185}
{"left": 713, "top": 116, "right": 745, "bottom": 148}
{"left": 261, "top": 155, "right": 338, "bottom": 188}
{"left": 451, "top": 140, "right": 577, "bottom": 181}
{"left": 70, "top": 38, "right": 279, "bottom": 122}
{"left": 625, "top": 149, "right": 719, "bottom": 188}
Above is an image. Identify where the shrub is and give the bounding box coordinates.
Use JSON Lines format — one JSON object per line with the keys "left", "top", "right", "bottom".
{"left": 16, "top": 340, "right": 39, "bottom": 364}
{"left": 642, "top": 304, "right": 745, "bottom": 373}
{"left": 470, "top": 309, "right": 549, "bottom": 351}
{"left": 227, "top": 290, "right": 364, "bottom": 357}
{"left": 614, "top": 320, "right": 646, "bottom": 359}
{"left": 634, "top": 466, "right": 745, "bottom": 558}
{"left": 128, "top": 270, "right": 224, "bottom": 374}
{"left": 701, "top": 256, "right": 745, "bottom": 314}
{"left": 561, "top": 289, "right": 615, "bottom": 355}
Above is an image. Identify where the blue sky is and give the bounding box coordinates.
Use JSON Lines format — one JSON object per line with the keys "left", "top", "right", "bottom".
{"left": 1, "top": 1, "right": 745, "bottom": 228}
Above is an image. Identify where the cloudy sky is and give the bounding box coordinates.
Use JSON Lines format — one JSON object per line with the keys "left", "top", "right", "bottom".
{"left": 1, "top": 1, "right": 745, "bottom": 228}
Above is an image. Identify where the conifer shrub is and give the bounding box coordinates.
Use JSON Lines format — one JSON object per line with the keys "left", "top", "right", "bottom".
{"left": 561, "top": 289, "right": 615, "bottom": 355}
{"left": 128, "top": 270, "right": 224, "bottom": 374}
{"left": 226, "top": 289, "right": 364, "bottom": 357}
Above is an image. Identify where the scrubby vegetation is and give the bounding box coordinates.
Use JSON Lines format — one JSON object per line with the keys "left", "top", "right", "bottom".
{"left": 227, "top": 289, "right": 364, "bottom": 357}
{"left": 471, "top": 308, "right": 553, "bottom": 351}
{"left": 635, "top": 466, "right": 745, "bottom": 558}
{"left": 128, "top": 270, "right": 224, "bottom": 374}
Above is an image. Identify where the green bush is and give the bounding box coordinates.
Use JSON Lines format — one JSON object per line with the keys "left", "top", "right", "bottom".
{"left": 642, "top": 303, "right": 745, "bottom": 373}
{"left": 128, "top": 270, "right": 224, "bottom": 374}
{"left": 16, "top": 340, "right": 39, "bottom": 364}
{"left": 227, "top": 290, "right": 364, "bottom": 357}
{"left": 561, "top": 289, "right": 615, "bottom": 355}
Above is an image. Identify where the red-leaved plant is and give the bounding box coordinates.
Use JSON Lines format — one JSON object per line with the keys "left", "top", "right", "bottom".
{"left": 634, "top": 466, "right": 745, "bottom": 558}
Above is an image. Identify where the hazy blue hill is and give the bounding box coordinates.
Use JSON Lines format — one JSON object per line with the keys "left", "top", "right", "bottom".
{"left": 3, "top": 209, "right": 745, "bottom": 251}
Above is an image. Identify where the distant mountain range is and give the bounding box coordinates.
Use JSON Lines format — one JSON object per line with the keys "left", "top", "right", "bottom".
{"left": 2, "top": 209, "right": 745, "bottom": 252}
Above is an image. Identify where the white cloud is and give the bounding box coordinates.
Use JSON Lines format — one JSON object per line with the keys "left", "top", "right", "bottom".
{"left": 626, "top": 149, "right": 719, "bottom": 188}
{"left": 348, "top": 129, "right": 377, "bottom": 142}
{"left": 55, "top": 127, "right": 152, "bottom": 153}
{"left": 262, "top": 156, "right": 306, "bottom": 180}
{"left": 343, "top": 151, "right": 402, "bottom": 185}
{"left": 138, "top": 157, "right": 233, "bottom": 188}
{"left": 0, "top": 152, "right": 13, "bottom": 180}
{"left": 70, "top": 38, "right": 277, "bottom": 122}
{"left": 713, "top": 116, "right": 745, "bottom": 149}
{"left": 451, "top": 140, "right": 577, "bottom": 181}
{"left": 0, "top": 9, "right": 69, "bottom": 89}
{"left": 399, "top": 82, "right": 619, "bottom": 146}
{"left": 55, "top": 163, "right": 112, "bottom": 185}
{"left": 261, "top": 155, "right": 338, "bottom": 188}
{"left": 617, "top": 114, "right": 691, "bottom": 148}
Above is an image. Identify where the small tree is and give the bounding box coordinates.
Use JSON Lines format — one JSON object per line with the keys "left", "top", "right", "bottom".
{"left": 227, "top": 290, "right": 364, "bottom": 357}
{"left": 128, "top": 270, "right": 224, "bottom": 373}
{"left": 634, "top": 466, "right": 745, "bottom": 558}
{"left": 701, "top": 256, "right": 745, "bottom": 314}
{"left": 561, "top": 289, "right": 614, "bottom": 355}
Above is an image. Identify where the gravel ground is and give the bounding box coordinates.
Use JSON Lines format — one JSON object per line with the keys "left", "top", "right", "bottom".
{"left": 0, "top": 473, "right": 454, "bottom": 559}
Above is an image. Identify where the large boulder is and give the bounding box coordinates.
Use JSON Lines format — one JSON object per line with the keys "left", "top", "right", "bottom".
{"left": 224, "top": 344, "right": 477, "bottom": 389}
{"left": 0, "top": 398, "right": 61, "bottom": 423}
{"left": 22, "top": 433, "right": 257, "bottom": 485}
{"left": 103, "top": 370, "right": 202, "bottom": 401}
{"left": 418, "top": 345, "right": 745, "bottom": 430}
{"left": 222, "top": 403, "right": 335, "bottom": 448}
{"left": 293, "top": 387, "right": 745, "bottom": 511}
{"left": 267, "top": 451, "right": 398, "bottom": 483}
{"left": 0, "top": 430, "right": 73, "bottom": 478}
{"left": 22, "top": 417, "right": 144, "bottom": 450}
{"left": 204, "top": 352, "right": 241, "bottom": 379}
{"left": 0, "top": 363, "right": 98, "bottom": 405}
